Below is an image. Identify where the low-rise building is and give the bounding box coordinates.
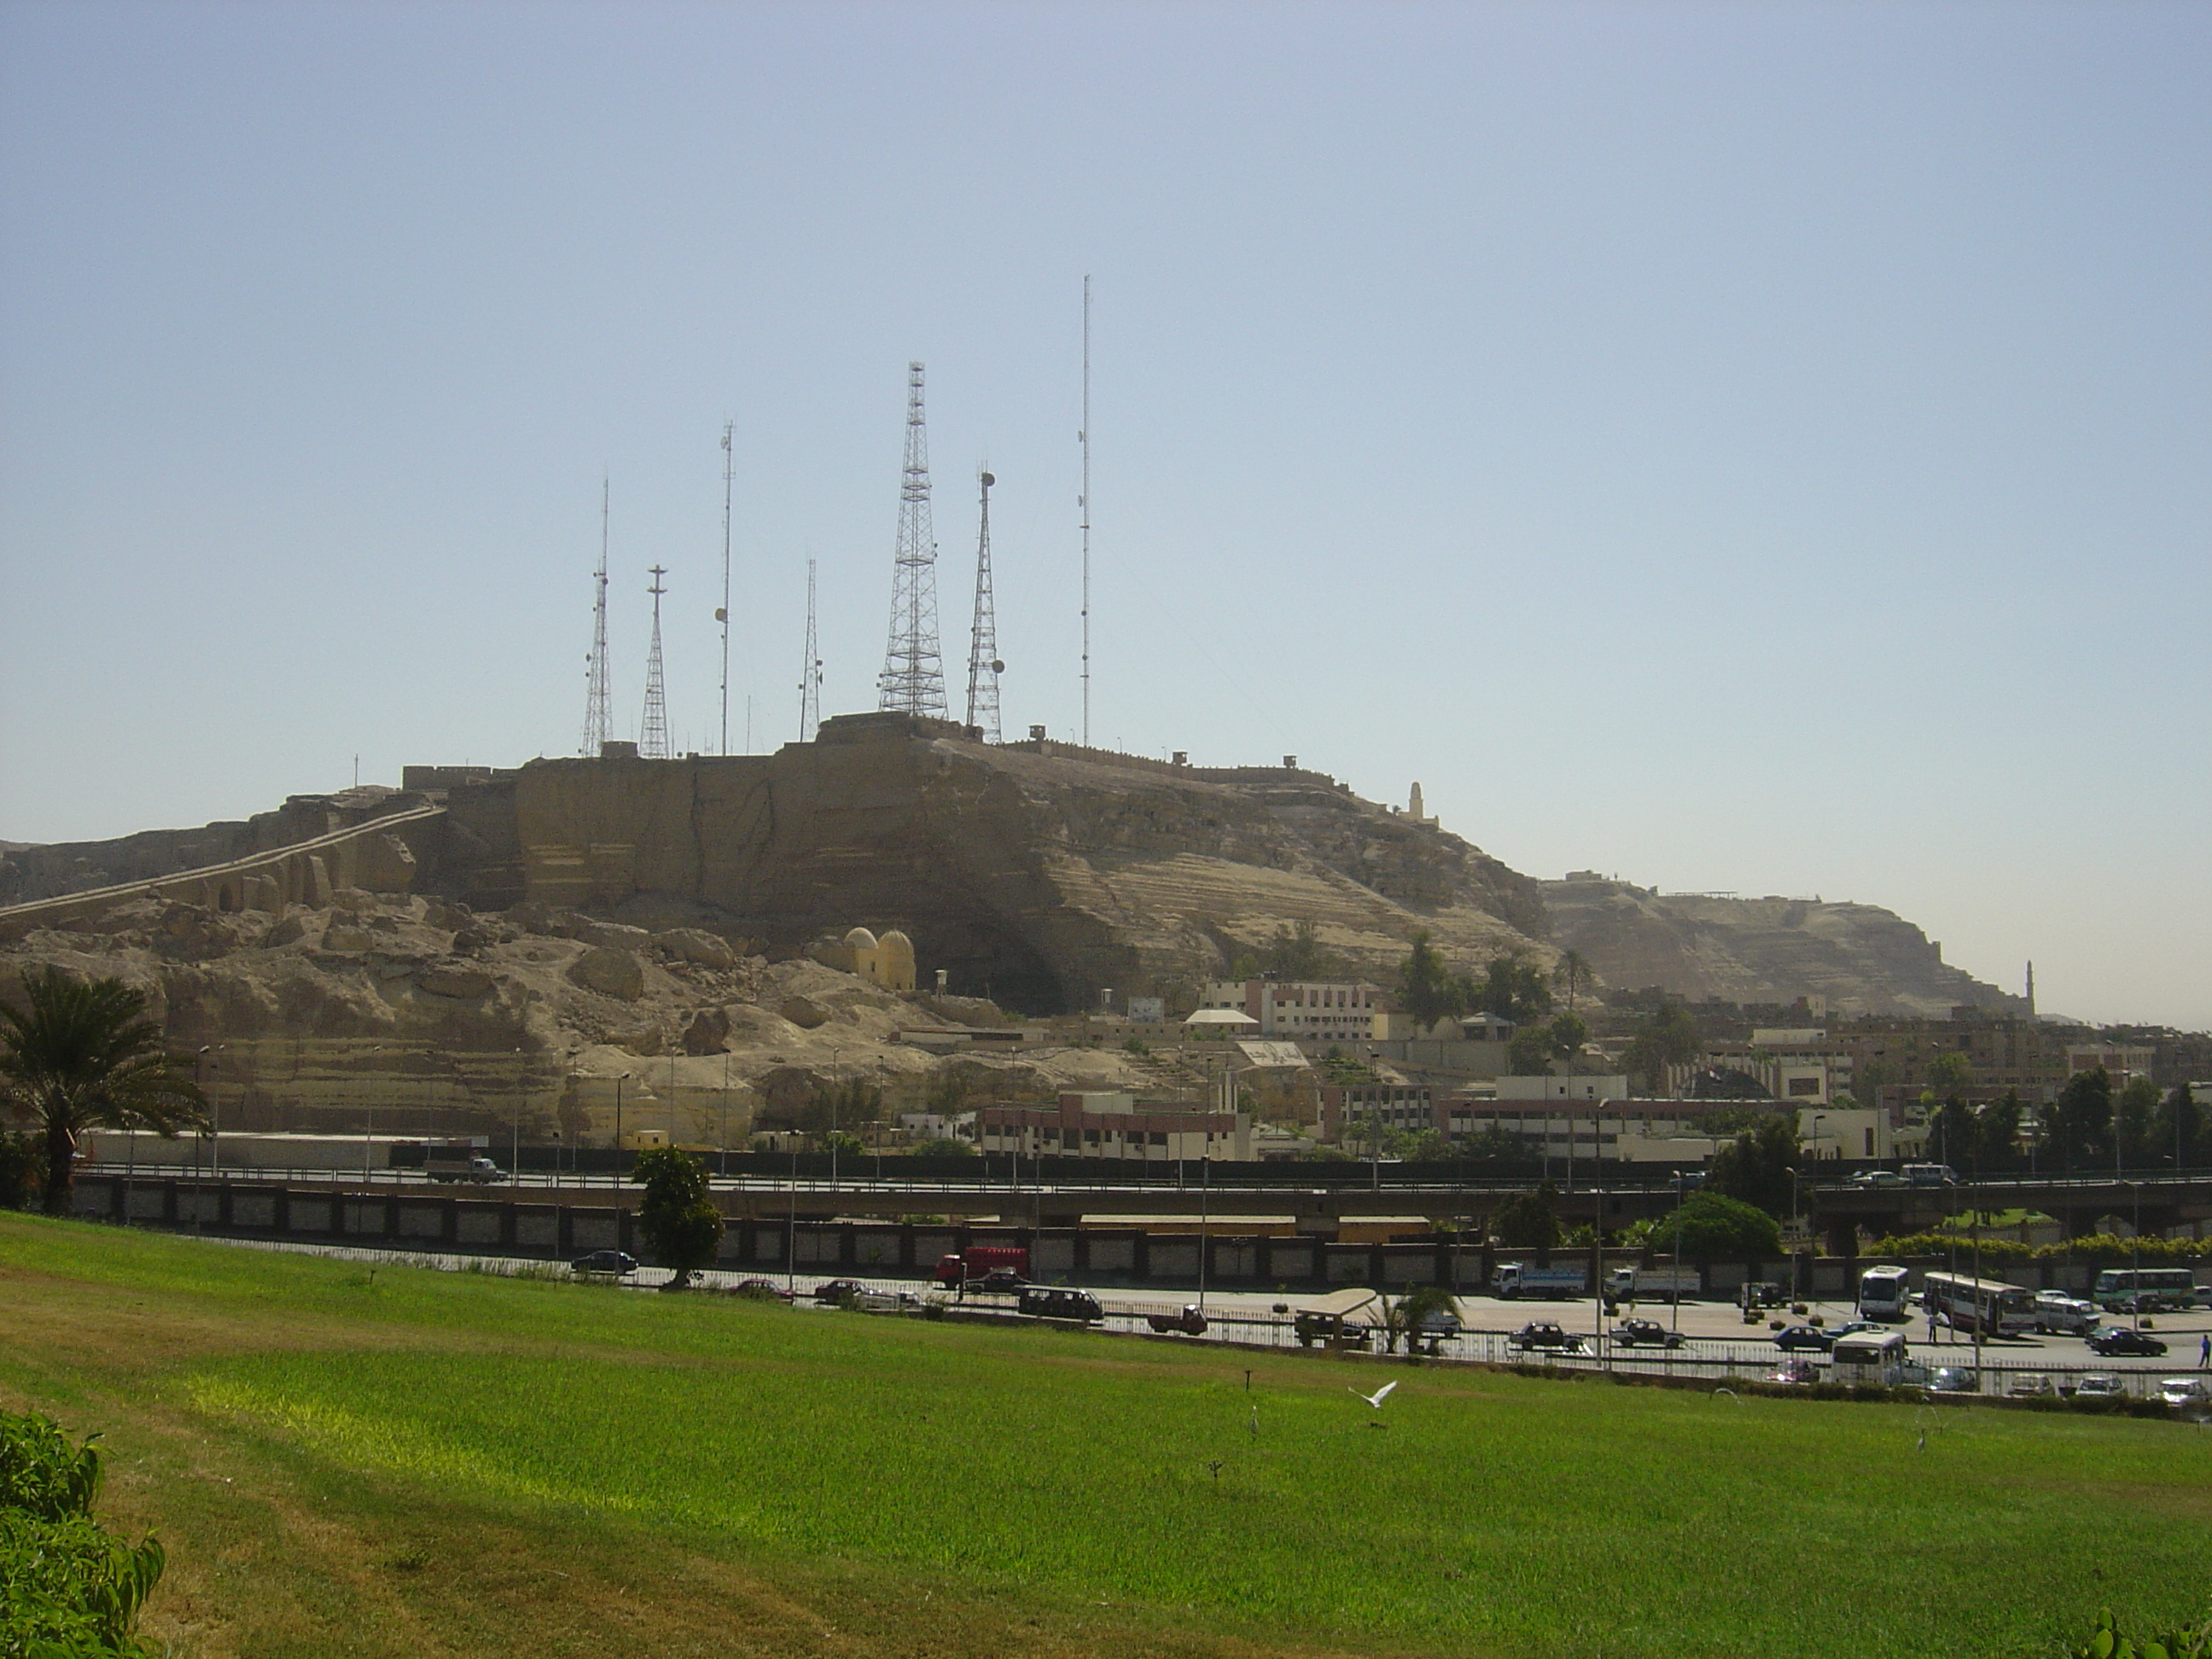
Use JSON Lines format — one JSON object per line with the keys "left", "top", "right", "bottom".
{"left": 977, "top": 1090, "right": 1251, "bottom": 1161}
{"left": 1200, "top": 978, "right": 1382, "bottom": 1044}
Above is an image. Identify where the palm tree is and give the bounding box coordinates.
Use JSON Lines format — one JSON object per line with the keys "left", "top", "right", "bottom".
{"left": 1551, "top": 949, "right": 1595, "bottom": 1015}
{"left": 1, "top": 969, "right": 206, "bottom": 1215}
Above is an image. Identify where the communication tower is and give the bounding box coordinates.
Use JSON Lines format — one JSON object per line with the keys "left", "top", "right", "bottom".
{"left": 718, "top": 421, "right": 733, "bottom": 754}
{"left": 581, "top": 477, "right": 612, "bottom": 756}
{"left": 1080, "top": 276, "right": 1091, "bottom": 747}
{"left": 964, "top": 468, "right": 1004, "bottom": 742}
{"left": 797, "top": 556, "right": 823, "bottom": 740}
{"left": 876, "top": 362, "right": 948, "bottom": 717}
{"left": 639, "top": 565, "right": 671, "bottom": 759}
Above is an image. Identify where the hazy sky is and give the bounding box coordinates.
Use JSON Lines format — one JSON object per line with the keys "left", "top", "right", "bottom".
{"left": 3, "top": 2, "right": 2206, "bottom": 1028}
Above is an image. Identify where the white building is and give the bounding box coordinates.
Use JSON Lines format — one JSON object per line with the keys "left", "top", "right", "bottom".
{"left": 1200, "top": 978, "right": 1382, "bottom": 1044}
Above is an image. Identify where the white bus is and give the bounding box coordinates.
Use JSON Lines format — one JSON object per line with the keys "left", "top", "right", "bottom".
{"left": 2093, "top": 1268, "right": 2201, "bottom": 1313}
{"left": 1920, "top": 1272, "right": 2037, "bottom": 1337}
{"left": 1831, "top": 1330, "right": 1909, "bottom": 1388}
{"left": 1857, "top": 1265, "right": 1912, "bottom": 1322}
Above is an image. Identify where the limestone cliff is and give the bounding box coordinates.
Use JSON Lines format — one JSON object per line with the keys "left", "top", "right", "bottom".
{"left": 1540, "top": 875, "right": 2023, "bottom": 1018}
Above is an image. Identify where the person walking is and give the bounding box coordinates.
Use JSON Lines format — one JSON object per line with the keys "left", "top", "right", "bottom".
{"left": 2198, "top": 1330, "right": 2209, "bottom": 1371}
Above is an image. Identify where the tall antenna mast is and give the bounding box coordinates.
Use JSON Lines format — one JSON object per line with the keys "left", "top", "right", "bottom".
{"left": 877, "top": 361, "right": 948, "bottom": 717}
{"left": 640, "top": 565, "right": 671, "bottom": 759}
{"left": 798, "top": 556, "right": 822, "bottom": 740}
{"left": 964, "top": 467, "right": 1004, "bottom": 742}
{"left": 581, "top": 476, "right": 612, "bottom": 755}
{"left": 718, "top": 422, "right": 733, "bottom": 754}
{"left": 1080, "top": 276, "right": 1091, "bottom": 747}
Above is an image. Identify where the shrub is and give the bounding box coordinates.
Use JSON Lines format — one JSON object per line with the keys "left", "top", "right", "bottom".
{"left": 2065, "top": 1607, "right": 2211, "bottom": 1657}
{"left": 0, "top": 1411, "right": 165, "bottom": 1656}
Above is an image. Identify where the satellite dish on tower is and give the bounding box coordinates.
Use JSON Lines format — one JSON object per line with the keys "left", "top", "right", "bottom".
{"left": 980, "top": 471, "right": 994, "bottom": 487}
{"left": 991, "top": 660, "right": 1004, "bottom": 674}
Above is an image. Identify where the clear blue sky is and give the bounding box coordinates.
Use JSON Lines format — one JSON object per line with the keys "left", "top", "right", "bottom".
{"left": 3, "top": 2, "right": 2206, "bottom": 1028}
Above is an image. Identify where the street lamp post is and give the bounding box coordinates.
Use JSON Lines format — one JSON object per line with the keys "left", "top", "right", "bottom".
{"left": 614, "top": 1073, "right": 631, "bottom": 1185}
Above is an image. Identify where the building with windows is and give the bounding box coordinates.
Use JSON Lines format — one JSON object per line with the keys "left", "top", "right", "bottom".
{"left": 976, "top": 1091, "right": 1251, "bottom": 1161}
{"left": 1200, "top": 978, "right": 1382, "bottom": 1044}
{"left": 1318, "top": 1081, "right": 1434, "bottom": 1143}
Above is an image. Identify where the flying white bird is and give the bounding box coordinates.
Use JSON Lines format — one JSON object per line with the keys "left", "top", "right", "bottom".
{"left": 1348, "top": 1381, "right": 1399, "bottom": 1410}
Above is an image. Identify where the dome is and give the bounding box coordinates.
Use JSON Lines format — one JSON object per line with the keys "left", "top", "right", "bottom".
{"left": 876, "top": 928, "right": 912, "bottom": 952}
{"left": 842, "top": 927, "right": 879, "bottom": 950}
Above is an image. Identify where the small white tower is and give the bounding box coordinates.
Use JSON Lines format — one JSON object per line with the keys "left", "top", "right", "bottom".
{"left": 1408, "top": 783, "right": 1436, "bottom": 827}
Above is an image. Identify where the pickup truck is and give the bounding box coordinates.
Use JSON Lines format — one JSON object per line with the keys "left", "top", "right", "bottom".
{"left": 424, "top": 1151, "right": 504, "bottom": 1184}
{"left": 1147, "top": 1305, "right": 1209, "bottom": 1336}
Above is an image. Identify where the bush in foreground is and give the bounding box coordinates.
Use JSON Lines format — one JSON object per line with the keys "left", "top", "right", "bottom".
{"left": 0, "top": 1411, "right": 165, "bottom": 1656}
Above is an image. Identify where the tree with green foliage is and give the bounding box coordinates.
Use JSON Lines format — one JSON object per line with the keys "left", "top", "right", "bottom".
{"left": 1476, "top": 952, "right": 1553, "bottom": 1024}
{"left": 0, "top": 1129, "right": 40, "bottom": 1209}
{"left": 2114, "top": 1074, "right": 2162, "bottom": 1167}
{"left": 1395, "top": 929, "right": 1464, "bottom": 1034}
{"left": 1926, "top": 1051, "right": 1972, "bottom": 1094}
{"left": 1621, "top": 1003, "right": 1699, "bottom": 1093}
{"left": 799, "top": 1075, "right": 884, "bottom": 1138}
{"left": 1264, "top": 919, "right": 1336, "bottom": 982}
{"left": 1930, "top": 1091, "right": 1976, "bottom": 1169}
{"left": 0, "top": 1409, "right": 166, "bottom": 1656}
{"left": 1377, "top": 1284, "right": 1461, "bottom": 1354}
{"left": 2046, "top": 1067, "right": 2112, "bottom": 1169}
{"left": 1493, "top": 1179, "right": 1560, "bottom": 1250}
{"left": 911, "top": 1137, "right": 976, "bottom": 1158}
{"left": 1505, "top": 1024, "right": 1556, "bottom": 1077}
{"left": 0, "top": 969, "right": 205, "bottom": 1216}
{"left": 630, "top": 1145, "right": 724, "bottom": 1289}
{"left": 1548, "top": 1011, "right": 1589, "bottom": 1074}
{"left": 2150, "top": 1081, "right": 2203, "bottom": 1170}
{"left": 1646, "top": 1191, "right": 1784, "bottom": 1260}
{"left": 1706, "top": 1115, "right": 1800, "bottom": 1218}
{"left": 1972, "top": 1091, "right": 2023, "bottom": 1171}
{"left": 1551, "top": 949, "right": 1595, "bottom": 1014}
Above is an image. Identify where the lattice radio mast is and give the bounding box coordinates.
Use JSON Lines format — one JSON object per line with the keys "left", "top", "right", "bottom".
{"left": 1080, "top": 276, "right": 1091, "bottom": 747}
{"left": 797, "top": 556, "right": 823, "bottom": 740}
{"left": 877, "top": 362, "right": 947, "bottom": 717}
{"left": 718, "top": 421, "right": 733, "bottom": 754}
{"left": 964, "top": 467, "right": 1004, "bottom": 742}
{"left": 581, "top": 477, "right": 612, "bottom": 756}
{"left": 639, "top": 565, "right": 671, "bottom": 758}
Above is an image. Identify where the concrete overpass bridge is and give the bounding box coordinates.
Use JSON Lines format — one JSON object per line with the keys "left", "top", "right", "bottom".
{"left": 1808, "top": 1174, "right": 2212, "bottom": 1256}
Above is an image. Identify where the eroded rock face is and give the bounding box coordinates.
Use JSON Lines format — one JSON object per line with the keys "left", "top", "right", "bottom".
{"left": 681, "top": 1006, "right": 731, "bottom": 1054}
{"left": 778, "top": 995, "right": 830, "bottom": 1030}
{"left": 417, "top": 963, "right": 494, "bottom": 999}
{"left": 655, "top": 928, "right": 735, "bottom": 969}
{"left": 567, "top": 946, "right": 643, "bottom": 1001}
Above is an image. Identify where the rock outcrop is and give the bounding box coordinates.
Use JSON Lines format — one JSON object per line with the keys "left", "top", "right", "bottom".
{"left": 1540, "top": 875, "right": 2023, "bottom": 1018}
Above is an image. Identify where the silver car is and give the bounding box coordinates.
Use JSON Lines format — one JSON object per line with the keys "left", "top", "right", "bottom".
{"left": 2073, "top": 1372, "right": 2125, "bottom": 1400}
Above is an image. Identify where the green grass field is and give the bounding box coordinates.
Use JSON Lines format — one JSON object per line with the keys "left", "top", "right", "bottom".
{"left": 3, "top": 1214, "right": 2208, "bottom": 1658}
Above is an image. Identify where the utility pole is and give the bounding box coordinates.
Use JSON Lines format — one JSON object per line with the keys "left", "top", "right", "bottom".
{"left": 877, "top": 362, "right": 947, "bottom": 717}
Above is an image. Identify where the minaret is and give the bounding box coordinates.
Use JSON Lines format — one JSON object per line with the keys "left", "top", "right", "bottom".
{"left": 877, "top": 362, "right": 948, "bottom": 718}
{"left": 639, "top": 565, "right": 670, "bottom": 759}
{"left": 964, "top": 468, "right": 1004, "bottom": 742}
{"left": 2025, "top": 961, "right": 2036, "bottom": 1019}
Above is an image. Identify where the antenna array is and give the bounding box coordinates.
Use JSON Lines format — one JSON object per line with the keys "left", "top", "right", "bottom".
{"left": 718, "top": 422, "right": 734, "bottom": 754}
{"left": 639, "top": 565, "right": 671, "bottom": 759}
{"left": 964, "top": 468, "right": 1004, "bottom": 742}
{"left": 798, "top": 556, "right": 823, "bottom": 740}
{"left": 877, "top": 362, "right": 948, "bottom": 718}
{"left": 581, "top": 478, "right": 612, "bottom": 756}
{"left": 1080, "top": 276, "right": 1091, "bottom": 747}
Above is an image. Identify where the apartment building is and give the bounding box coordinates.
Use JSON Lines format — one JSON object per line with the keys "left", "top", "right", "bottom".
{"left": 1200, "top": 978, "right": 1382, "bottom": 1044}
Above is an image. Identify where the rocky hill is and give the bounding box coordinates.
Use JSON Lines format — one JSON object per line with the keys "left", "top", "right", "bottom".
{"left": 1540, "top": 874, "right": 2023, "bottom": 1018}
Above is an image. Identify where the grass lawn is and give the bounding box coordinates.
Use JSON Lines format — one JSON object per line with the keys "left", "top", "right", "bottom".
{"left": 3, "top": 1214, "right": 2208, "bottom": 1658}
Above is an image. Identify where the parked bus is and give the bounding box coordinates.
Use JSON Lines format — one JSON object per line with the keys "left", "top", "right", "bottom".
{"left": 1920, "top": 1272, "right": 2036, "bottom": 1336}
{"left": 2093, "top": 1268, "right": 2201, "bottom": 1314}
{"left": 1831, "top": 1330, "right": 1909, "bottom": 1388}
{"left": 1857, "top": 1265, "right": 1912, "bottom": 1322}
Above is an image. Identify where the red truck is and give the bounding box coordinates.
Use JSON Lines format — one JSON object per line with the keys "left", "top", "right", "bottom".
{"left": 934, "top": 1247, "right": 1028, "bottom": 1289}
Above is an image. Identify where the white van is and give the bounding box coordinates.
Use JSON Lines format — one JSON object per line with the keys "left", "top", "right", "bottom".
{"left": 1830, "top": 1330, "right": 1908, "bottom": 1388}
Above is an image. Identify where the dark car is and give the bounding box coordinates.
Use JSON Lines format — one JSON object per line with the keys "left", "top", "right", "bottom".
{"left": 1510, "top": 1322, "right": 1585, "bottom": 1353}
{"left": 570, "top": 1249, "right": 639, "bottom": 1277}
{"left": 734, "top": 1278, "right": 790, "bottom": 1301}
{"left": 2087, "top": 1326, "right": 2168, "bottom": 1358}
{"left": 1773, "top": 1324, "right": 1835, "bottom": 1353}
{"left": 975, "top": 1268, "right": 1027, "bottom": 1294}
{"left": 1612, "top": 1319, "right": 1685, "bottom": 1349}
{"left": 812, "top": 1278, "right": 867, "bottom": 1304}
{"left": 1018, "top": 1286, "right": 1104, "bottom": 1324}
